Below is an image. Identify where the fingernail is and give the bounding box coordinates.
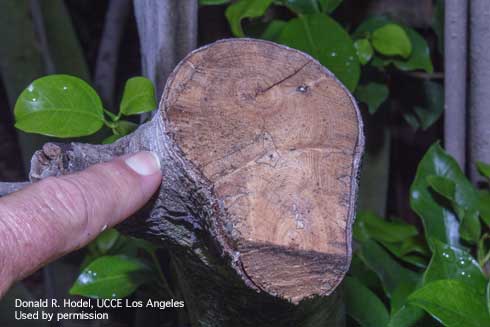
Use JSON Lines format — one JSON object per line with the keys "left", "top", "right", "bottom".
{"left": 124, "top": 151, "right": 161, "bottom": 176}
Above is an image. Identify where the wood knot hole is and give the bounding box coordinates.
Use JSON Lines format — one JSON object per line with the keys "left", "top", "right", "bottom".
{"left": 296, "top": 85, "right": 309, "bottom": 93}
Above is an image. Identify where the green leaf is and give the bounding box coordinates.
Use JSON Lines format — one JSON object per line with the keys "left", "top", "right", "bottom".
{"left": 225, "top": 0, "right": 274, "bottom": 37}
{"left": 199, "top": 0, "right": 229, "bottom": 5}
{"left": 345, "top": 276, "right": 390, "bottom": 327}
{"left": 371, "top": 24, "right": 412, "bottom": 58}
{"left": 427, "top": 175, "right": 456, "bottom": 201}
{"left": 278, "top": 13, "right": 360, "bottom": 91}
{"left": 388, "top": 283, "right": 426, "bottom": 327}
{"left": 354, "top": 38, "right": 374, "bottom": 65}
{"left": 349, "top": 256, "right": 382, "bottom": 291}
{"left": 479, "top": 190, "right": 490, "bottom": 226}
{"left": 358, "top": 239, "right": 419, "bottom": 297}
{"left": 355, "top": 212, "right": 418, "bottom": 243}
{"left": 388, "top": 304, "right": 425, "bottom": 327}
{"left": 410, "top": 143, "right": 479, "bottom": 249}
{"left": 278, "top": 0, "right": 320, "bottom": 14}
{"left": 70, "top": 255, "right": 152, "bottom": 299}
{"left": 14, "top": 75, "right": 104, "bottom": 137}
{"left": 409, "top": 280, "right": 490, "bottom": 327}
{"left": 95, "top": 229, "right": 120, "bottom": 254}
{"left": 487, "top": 281, "right": 490, "bottom": 316}
{"left": 412, "top": 81, "right": 443, "bottom": 130}
{"left": 423, "top": 239, "right": 486, "bottom": 294}
{"left": 477, "top": 161, "right": 490, "bottom": 179}
{"left": 120, "top": 77, "right": 157, "bottom": 116}
{"left": 260, "top": 20, "right": 287, "bottom": 41}
{"left": 391, "top": 28, "right": 433, "bottom": 73}
{"left": 318, "top": 0, "right": 343, "bottom": 13}
{"left": 459, "top": 209, "right": 481, "bottom": 244}
{"left": 403, "top": 112, "right": 420, "bottom": 130}
{"left": 381, "top": 237, "right": 430, "bottom": 268}
{"left": 102, "top": 120, "right": 138, "bottom": 144}
{"left": 353, "top": 16, "right": 392, "bottom": 39}
{"left": 355, "top": 83, "right": 389, "bottom": 114}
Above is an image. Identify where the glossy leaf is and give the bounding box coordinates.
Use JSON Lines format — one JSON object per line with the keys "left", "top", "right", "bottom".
{"left": 70, "top": 255, "right": 152, "bottom": 299}
{"left": 409, "top": 280, "right": 490, "bottom": 327}
{"left": 358, "top": 239, "right": 419, "bottom": 297}
{"left": 423, "top": 239, "right": 486, "bottom": 294}
{"left": 427, "top": 175, "right": 456, "bottom": 201}
{"left": 477, "top": 161, "right": 490, "bottom": 179}
{"left": 199, "top": 0, "right": 229, "bottom": 5}
{"left": 354, "top": 38, "right": 373, "bottom": 65}
{"left": 225, "top": 0, "right": 274, "bottom": 37}
{"left": 278, "top": 13, "right": 360, "bottom": 91}
{"left": 344, "top": 276, "right": 390, "bottom": 327}
{"left": 14, "top": 75, "right": 104, "bottom": 137}
{"left": 392, "top": 28, "right": 433, "bottom": 73}
{"left": 371, "top": 24, "right": 412, "bottom": 58}
{"left": 410, "top": 143, "right": 479, "bottom": 249}
{"left": 261, "top": 20, "right": 287, "bottom": 41}
{"left": 355, "top": 83, "right": 389, "bottom": 114}
{"left": 120, "top": 77, "right": 157, "bottom": 116}
{"left": 318, "top": 0, "right": 343, "bottom": 13}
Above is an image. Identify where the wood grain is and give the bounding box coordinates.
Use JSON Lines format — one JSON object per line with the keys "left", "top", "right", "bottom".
{"left": 163, "top": 39, "right": 363, "bottom": 302}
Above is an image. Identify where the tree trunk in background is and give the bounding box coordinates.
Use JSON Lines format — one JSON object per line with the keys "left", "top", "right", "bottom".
{"left": 133, "top": 0, "right": 198, "bottom": 99}
{"left": 94, "top": 0, "right": 131, "bottom": 108}
{"left": 469, "top": 0, "right": 490, "bottom": 182}
{"left": 444, "top": 0, "right": 467, "bottom": 169}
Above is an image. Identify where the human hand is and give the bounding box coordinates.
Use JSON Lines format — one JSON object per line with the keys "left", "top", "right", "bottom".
{"left": 0, "top": 151, "right": 162, "bottom": 296}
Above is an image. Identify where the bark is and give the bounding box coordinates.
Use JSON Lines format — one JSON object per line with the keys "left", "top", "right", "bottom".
{"left": 2, "top": 40, "right": 364, "bottom": 326}
{"left": 469, "top": 0, "right": 490, "bottom": 182}
{"left": 133, "top": 0, "right": 198, "bottom": 99}
{"left": 94, "top": 0, "right": 131, "bottom": 107}
{"left": 444, "top": 0, "right": 467, "bottom": 169}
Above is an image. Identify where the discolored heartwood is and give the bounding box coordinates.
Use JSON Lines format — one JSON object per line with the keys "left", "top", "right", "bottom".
{"left": 0, "top": 39, "right": 363, "bottom": 325}
{"left": 163, "top": 39, "right": 363, "bottom": 302}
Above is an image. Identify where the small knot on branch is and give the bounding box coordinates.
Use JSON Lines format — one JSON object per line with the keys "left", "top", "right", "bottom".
{"left": 30, "top": 143, "right": 73, "bottom": 182}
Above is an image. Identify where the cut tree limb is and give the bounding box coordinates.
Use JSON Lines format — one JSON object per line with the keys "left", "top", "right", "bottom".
{"left": 2, "top": 39, "right": 364, "bottom": 325}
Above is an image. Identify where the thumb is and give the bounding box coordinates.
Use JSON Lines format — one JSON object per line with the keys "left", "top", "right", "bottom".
{"left": 0, "top": 151, "right": 161, "bottom": 288}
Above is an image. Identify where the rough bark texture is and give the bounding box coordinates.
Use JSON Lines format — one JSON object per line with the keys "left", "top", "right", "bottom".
{"left": 469, "top": 0, "right": 490, "bottom": 182}
{"left": 444, "top": 0, "right": 467, "bottom": 169}
{"left": 3, "top": 39, "right": 364, "bottom": 326}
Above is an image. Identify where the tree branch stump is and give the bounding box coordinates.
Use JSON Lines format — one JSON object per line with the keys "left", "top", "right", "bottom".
{"left": 4, "top": 39, "right": 364, "bottom": 326}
